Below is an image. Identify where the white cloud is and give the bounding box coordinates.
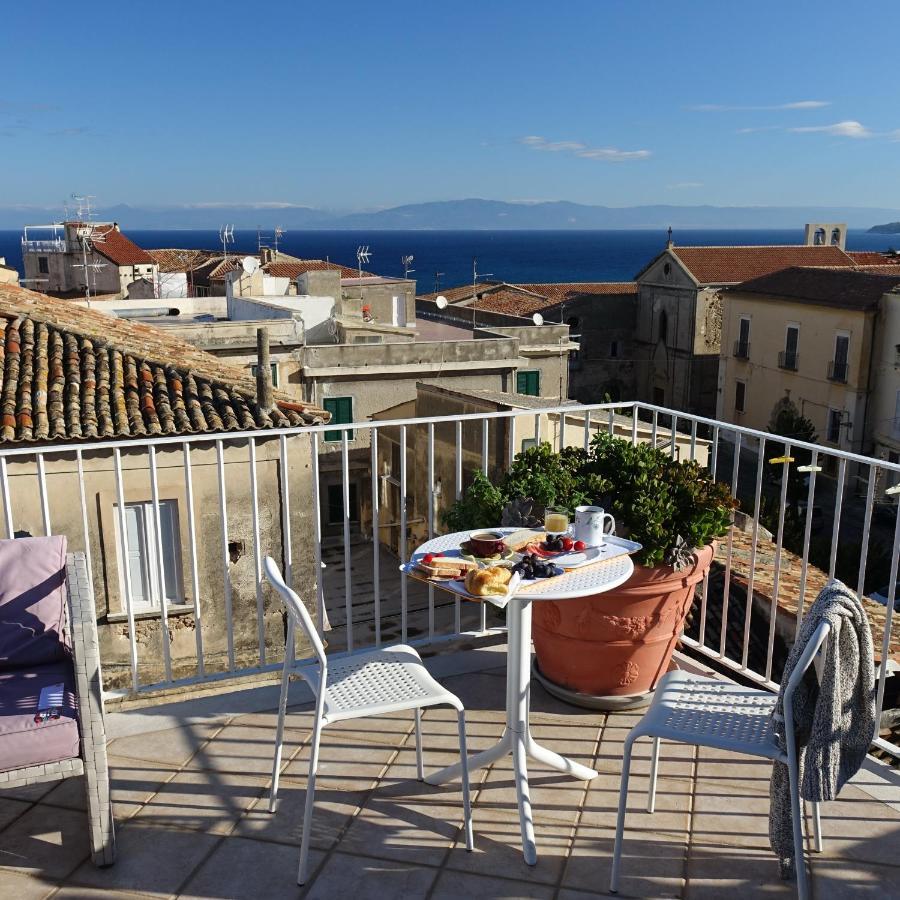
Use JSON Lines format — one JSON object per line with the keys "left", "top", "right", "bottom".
{"left": 666, "top": 181, "right": 703, "bottom": 190}
{"left": 689, "top": 100, "right": 830, "bottom": 111}
{"left": 520, "top": 135, "right": 650, "bottom": 162}
{"left": 789, "top": 120, "right": 873, "bottom": 138}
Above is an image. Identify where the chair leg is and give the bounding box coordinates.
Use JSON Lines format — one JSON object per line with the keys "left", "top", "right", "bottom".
{"left": 647, "top": 737, "right": 661, "bottom": 814}
{"left": 268, "top": 661, "right": 292, "bottom": 813}
{"left": 787, "top": 752, "right": 809, "bottom": 900}
{"left": 456, "top": 708, "right": 474, "bottom": 851}
{"left": 610, "top": 734, "right": 636, "bottom": 894}
{"left": 810, "top": 800, "right": 823, "bottom": 853}
{"left": 415, "top": 708, "right": 424, "bottom": 781}
{"left": 297, "top": 718, "right": 323, "bottom": 886}
{"left": 83, "top": 760, "right": 116, "bottom": 866}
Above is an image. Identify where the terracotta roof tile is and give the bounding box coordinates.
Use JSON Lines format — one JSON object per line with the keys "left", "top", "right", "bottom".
{"left": 265, "top": 260, "right": 367, "bottom": 280}
{"left": 0, "top": 284, "right": 328, "bottom": 443}
{"left": 731, "top": 266, "right": 900, "bottom": 310}
{"left": 848, "top": 251, "right": 900, "bottom": 266}
{"left": 147, "top": 248, "right": 221, "bottom": 273}
{"left": 668, "top": 245, "right": 856, "bottom": 284}
{"left": 88, "top": 225, "right": 155, "bottom": 266}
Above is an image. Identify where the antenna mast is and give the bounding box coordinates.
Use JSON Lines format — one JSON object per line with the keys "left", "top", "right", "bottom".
{"left": 219, "top": 224, "right": 234, "bottom": 258}
{"left": 471, "top": 256, "right": 493, "bottom": 329}
{"left": 401, "top": 254, "right": 415, "bottom": 279}
{"left": 70, "top": 193, "right": 106, "bottom": 305}
{"left": 356, "top": 245, "right": 371, "bottom": 289}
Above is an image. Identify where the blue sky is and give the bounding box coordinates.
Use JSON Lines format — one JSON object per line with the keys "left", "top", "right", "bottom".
{"left": 2, "top": 0, "right": 899, "bottom": 210}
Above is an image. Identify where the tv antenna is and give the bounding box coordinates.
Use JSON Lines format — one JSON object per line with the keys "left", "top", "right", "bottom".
{"left": 72, "top": 221, "right": 108, "bottom": 306}
{"left": 273, "top": 226, "right": 285, "bottom": 257}
{"left": 71, "top": 192, "right": 96, "bottom": 223}
{"left": 401, "top": 254, "right": 415, "bottom": 278}
{"left": 472, "top": 256, "right": 493, "bottom": 328}
{"left": 356, "top": 245, "right": 371, "bottom": 282}
{"left": 433, "top": 270, "right": 445, "bottom": 294}
{"left": 219, "top": 224, "right": 234, "bottom": 258}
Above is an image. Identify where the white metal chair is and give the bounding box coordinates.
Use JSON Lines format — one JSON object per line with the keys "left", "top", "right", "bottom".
{"left": 610, "top": 620, "right": 831, "bottom": 900}
{"left": 264, "top": 556, "right": 474, "bottom": 885}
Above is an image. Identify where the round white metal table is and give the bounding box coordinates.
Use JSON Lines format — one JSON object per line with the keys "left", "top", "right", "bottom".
{"left": 407, "top": 529, "right": 635, "bottom": 866}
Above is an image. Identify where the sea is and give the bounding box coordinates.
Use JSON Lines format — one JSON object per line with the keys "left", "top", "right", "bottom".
{"left": 1, "top": 228, "right": 898, "bottom": 289}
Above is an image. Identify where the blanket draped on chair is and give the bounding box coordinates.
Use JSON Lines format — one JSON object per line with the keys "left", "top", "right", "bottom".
{"left": 769, "top": 581, "right": 876, "bottom": 878}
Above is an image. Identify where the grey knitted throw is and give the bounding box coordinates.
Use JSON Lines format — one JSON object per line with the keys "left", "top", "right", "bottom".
{"left": 769, "top": 581, "right": 875, "bottom": 879}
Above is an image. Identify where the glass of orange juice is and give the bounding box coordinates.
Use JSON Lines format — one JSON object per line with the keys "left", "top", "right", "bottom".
{"left": 544, "top": 506, "right": 569, "bottom": 536}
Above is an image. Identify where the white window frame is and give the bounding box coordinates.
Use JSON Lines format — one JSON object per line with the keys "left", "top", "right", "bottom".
{"left": 738, "top": 316, "right": 751, "bottom": 345}
{"left": 114, "top": 500, "right": 184, "bottom": 611}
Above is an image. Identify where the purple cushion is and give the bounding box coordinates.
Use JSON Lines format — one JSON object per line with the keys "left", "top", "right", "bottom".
{"left": 0, "top": 659, "right": 80, "bottom": 771}
{"left": 0, "top": 536, "right": 69, "bottom": 667}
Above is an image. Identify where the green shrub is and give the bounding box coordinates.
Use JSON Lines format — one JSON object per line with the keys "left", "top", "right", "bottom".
{"left": 442, "top": 433, "right": 737, "bottom": 569}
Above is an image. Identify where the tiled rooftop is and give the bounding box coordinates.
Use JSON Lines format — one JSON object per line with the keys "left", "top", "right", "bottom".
{"left": 1, "top": 648, "right": 898, "bottom": 899}
{"left": 731, "top": 266, "right": 900, "bottom": 310}
{"left": 88, "top": 225, "right": 155, "bottom": 267}
{"left": 0, "top": 284, "right": 328, "bottom": 442}
{"left": 663, "top": 245, "right": 857, "bottom": 284}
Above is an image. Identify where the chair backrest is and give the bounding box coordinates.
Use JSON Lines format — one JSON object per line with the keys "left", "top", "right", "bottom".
{"left": 0, "top": 535, "right": 71, "bottom": 667}
{"left": 263, "top": 556, "right": 327, "bottom": 671}
{"left": 782, "top": 619, "right": 832, "bottom": 710}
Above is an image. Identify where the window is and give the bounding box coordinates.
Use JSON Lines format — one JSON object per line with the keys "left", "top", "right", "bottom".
{"left": 520, "top": 437, "right": 539, "bottom": 453}
{"left": 830, "top": 333, "right": 849, "bottom": 382}
{"left": 516, "top": 370, "right": 540, "bottom": 397}
{"left": 827, "top": 409, "right": 843, "bottom": 443}
{"left": 38, "top": 256, "right": 49, "bottom": 274}
{"left": 566, "top": 316, "right": 580, "bottom": 331}
{"left": 831, "top": 227, "right": 842, "bottom": 246}
{"left": 323, "top": 396, "right": 354, "bottom": 442}
{"left": 735, "top": 317, "right": 750, "bottom": 358}
{"left": 658, "top": 310, "right": 668, "bottom": 344}
{"left": 780, "top": 325, "right": 799, "bottom": 370}
{"left": 813, "top": 227, "right": 826, "bottom": 246}
{"left": 610, "top": 340, "right": 619, "bottom": 358}
{"left": 734, "top": 380, "right": 746, "bottom": 413}
{"left": 353, "top": 335, "right": 383, "bottom": 344}
{"left": 653, "top": 386, "right": 665, "bottom": 406}
{"left": 114, "top": 500, "right": 183, "bottom": 610}
{"left": 250, "top": 362, "right": 279, "bottom": 388}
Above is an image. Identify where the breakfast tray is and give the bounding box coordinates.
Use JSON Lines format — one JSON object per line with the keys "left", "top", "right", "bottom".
{"left": 401, "top": 529, "right": 642, "bottom": 608}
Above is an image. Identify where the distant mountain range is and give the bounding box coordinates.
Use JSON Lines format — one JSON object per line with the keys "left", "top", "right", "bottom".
{"left": 3, "top": 199, "right": 900, "bottom": 230}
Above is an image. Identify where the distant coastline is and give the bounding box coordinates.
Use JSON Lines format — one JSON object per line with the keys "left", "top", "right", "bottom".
{"left": 868, "top": 222, "right": 900, "bottom": 234}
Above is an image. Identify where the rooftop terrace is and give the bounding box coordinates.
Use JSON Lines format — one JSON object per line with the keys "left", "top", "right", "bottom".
{"left": 3, "top": 646, "right": 899, "bottom": 899}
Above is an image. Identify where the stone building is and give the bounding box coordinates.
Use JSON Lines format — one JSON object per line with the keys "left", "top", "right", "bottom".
{"left": 718, "top": 267, "right": 900, "bottom": 474}
{"left": 633, "top": 238, "right": 861, "bottom": 418}
{"left": 0, "top": 283, "right": 328, "bottom": 690}
{"left": 21, "top": 222, "right": 158, "bottom": 300}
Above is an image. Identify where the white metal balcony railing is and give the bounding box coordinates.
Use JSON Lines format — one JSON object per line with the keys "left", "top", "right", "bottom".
{"left": 20, "top": 239, "right": 67, "bottom": 253}
{"left": 0, "top": 401, "right": 897, "bottom": 757}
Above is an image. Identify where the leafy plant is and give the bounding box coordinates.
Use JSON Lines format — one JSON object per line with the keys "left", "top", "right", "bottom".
{"left": 442, "top": 433, "right": 737, "bottom": 569}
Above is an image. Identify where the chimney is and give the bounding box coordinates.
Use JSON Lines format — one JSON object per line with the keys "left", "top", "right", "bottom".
{"left": 260, "top": 247, "right": 273, "bottom": 266}
{"left": 256, "top": 327, "right": 274, "bottom": 412}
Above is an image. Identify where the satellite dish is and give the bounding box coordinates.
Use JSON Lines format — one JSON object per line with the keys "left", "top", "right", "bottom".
{"left": 435, "top": 295, "right": 448, "bottom": 309}
{"left": 532, "top": 313, "right": 544, "bottom": 326}
{"left": 242, "top": 256, "right": 260, "bottom": 275}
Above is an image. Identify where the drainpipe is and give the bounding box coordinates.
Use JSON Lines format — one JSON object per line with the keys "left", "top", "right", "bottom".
{"left": 256, "top": 327, "right": 274, "bottom": 412}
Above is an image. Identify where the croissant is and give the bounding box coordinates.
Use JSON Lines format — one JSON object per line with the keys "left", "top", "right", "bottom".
{"left": 465, "top": 566, "right": 513, "bottom": 597}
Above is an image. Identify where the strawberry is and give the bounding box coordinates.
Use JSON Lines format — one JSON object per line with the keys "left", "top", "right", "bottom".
{"left": 561, "top": 536, "right": 574, "bottom": 551}
{"left": 422, "top": 553, "right": 435, "bottom": 565}
{"left": 573, "top": 540, "right": 587, "bottom": 551}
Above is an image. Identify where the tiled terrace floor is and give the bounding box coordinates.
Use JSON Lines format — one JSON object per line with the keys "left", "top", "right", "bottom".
{"left": 2, "top": 646, "right": 899, "bottom": 899}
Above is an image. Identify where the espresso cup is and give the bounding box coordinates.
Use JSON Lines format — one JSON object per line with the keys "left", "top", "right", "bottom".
{"left": 573, "top": 506, "right": 616, "bottom": 548}
{"left": 469, "top": 530, "right": 506, "bottom": 556}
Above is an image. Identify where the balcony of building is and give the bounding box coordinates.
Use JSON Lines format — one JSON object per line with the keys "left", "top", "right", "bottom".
{"left": 1, "top": 401, "right": 899, "bottom": 898}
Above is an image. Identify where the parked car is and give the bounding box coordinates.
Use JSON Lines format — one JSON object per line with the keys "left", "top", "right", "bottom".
{"left": 870, "top": 582, "right": 900, "bottom": 611}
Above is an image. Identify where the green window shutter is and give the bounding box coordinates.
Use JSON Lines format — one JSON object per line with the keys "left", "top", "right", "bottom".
{"left": 324, "top": 397, "right": 354, "bottom": 442}
{"left": 516, "top": 371, "right": 540, "bottom": 396}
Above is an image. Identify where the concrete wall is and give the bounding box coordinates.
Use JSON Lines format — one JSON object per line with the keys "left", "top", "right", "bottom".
{"left": 717, "top": 290, "right": 876, "bottom": 453}
{"left": 5, "top": 437, "right": 319, "bottom": 691}
{"left": 867, "top": 293, "right": 900, "bottom": 470}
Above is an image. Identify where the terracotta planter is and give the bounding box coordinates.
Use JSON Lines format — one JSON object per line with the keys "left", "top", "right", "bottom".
{"left": 532, "top": 543, "right": 715, "bottom": 707}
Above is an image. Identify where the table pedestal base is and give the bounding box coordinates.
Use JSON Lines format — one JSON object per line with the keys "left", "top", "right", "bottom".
{"left": 424, "top": 597, "right": 598, "bottom": 866}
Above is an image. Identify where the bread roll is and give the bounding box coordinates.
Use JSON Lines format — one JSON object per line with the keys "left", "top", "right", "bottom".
{"left": 465, "top": 566, "right": 513, "bottom": 597}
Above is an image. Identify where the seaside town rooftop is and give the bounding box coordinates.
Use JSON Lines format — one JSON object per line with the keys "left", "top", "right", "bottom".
{"left": 0, "top": 280, "right": 898, "bottom": 898}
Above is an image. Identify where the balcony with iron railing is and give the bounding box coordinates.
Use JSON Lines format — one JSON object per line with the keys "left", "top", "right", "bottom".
{"left": 1, "top": 400, "right": 899, "bottom": 896}
{"left": 778, "top": 350, "right": 799, "bottom": 371}
{"left": 732, "top": 339, "right": 750, "bottom": 359}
